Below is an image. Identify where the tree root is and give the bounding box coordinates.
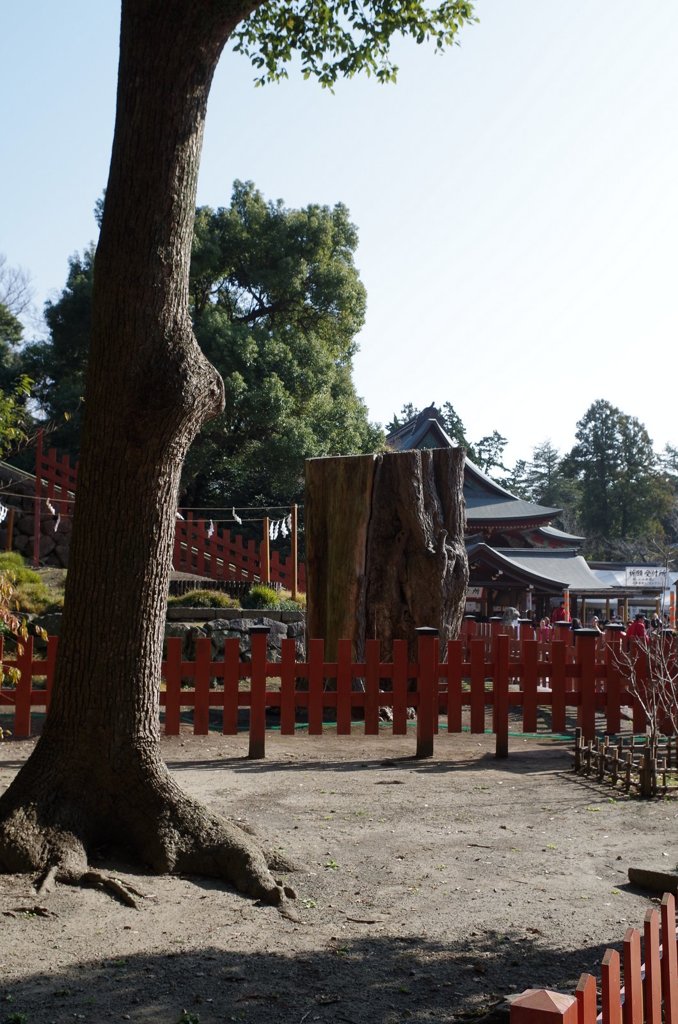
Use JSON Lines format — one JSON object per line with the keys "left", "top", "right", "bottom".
{"left": 0, "top": 770, "right": 299, "bottom": 913}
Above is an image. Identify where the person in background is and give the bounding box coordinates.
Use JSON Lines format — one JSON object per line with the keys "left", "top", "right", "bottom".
{"left": 551, "top": 602, "right": 566, "bottom": 623}
{"left": 590, "top": 615, "right": 603, "bottom": 634}
{"left": 626, "top": 613, "right": 647, "bottom": 640}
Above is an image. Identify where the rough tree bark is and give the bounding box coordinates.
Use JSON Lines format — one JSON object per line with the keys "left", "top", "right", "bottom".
{"left": 0, "top": 0, "right": 288, "bottom": 905}
{"left": 305, "top": 448, "right": 468, "bottom": 662}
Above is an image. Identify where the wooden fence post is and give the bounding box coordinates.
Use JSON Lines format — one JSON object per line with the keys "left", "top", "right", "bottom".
{"left": 511, "top": 989, "right": 578, "bottom": 1024}
{"left": 575, "top": 629, "right": 598, "bottom": 741}
{"left": 291, "top": 504, "right": 298, "bottom": 601}
{"left": 494, "top": 633, "right": 509, "bottom": 758}
{"left": 576, "top": 974, "right": 596, "bottom": 1024}
{"left": 416, "top": 627, "right": 438, "bottom": 759}
{"left": 248, "top": 626, "right": 269, "bottom": 759}
{"left": 14, "top": 636, "right": 34, "bottom": 738}
{"left": 661, "top": 893, "right": 677, "bottom": 1024}
{"left": 261, "top": 518, "right": 270, "bottom": 585}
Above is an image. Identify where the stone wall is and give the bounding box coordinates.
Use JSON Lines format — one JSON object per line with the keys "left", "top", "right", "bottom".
{"left": 31, "top": 608, "right": 307, "bottom": 663}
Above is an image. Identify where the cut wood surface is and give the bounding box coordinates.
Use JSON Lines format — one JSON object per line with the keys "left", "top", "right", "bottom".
{"left": 306, "top": 448, "right": 468, "bottom": 660}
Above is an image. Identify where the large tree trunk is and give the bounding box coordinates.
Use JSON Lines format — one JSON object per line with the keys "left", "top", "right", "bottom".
{"left": 305, "top": 448, "right": 468, "bottom": 662}
{"left": 0, "top": 0, "right": 286, "bottom": 905}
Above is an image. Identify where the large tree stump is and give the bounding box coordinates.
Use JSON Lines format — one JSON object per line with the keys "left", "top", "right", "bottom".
{"left": 305, "top": 448, "right": 468, "bottom": 661}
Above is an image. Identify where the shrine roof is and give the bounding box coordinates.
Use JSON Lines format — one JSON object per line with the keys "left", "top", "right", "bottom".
{"left": 536, "top": 525, "right": 585, "bottom": 544}
{"left": 467, "top": 543, "right": 611, "bottom": 593}
{"left": 386, "top": 409, "right": 563, "bottom": 526}
{"left": 465, "top": 494, "right": 559, "bottom": 525}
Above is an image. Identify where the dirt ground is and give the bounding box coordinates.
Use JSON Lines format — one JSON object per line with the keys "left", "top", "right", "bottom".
{"left": 0, "top": 729, "right": 676, "bottom": 1024}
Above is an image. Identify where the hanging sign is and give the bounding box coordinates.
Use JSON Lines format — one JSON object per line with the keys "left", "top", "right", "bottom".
{"left": 625, "top": 566, "right": 667, "bottom": 587}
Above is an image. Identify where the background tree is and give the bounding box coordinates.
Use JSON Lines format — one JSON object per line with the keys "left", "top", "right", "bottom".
{"left": 185, "top": 181, "right": 382, "bottom": 506}
{"left": 20, "top": 248, "right": 94, "bottom": 455}
{"left": 0, "top": 0, "right": 477, "bottom": 905}
{"left": 0, "top": 255, "right": 33, "bottom": 393}
{"left": 563, "top": 399, "right": 672, "bottom": 555}
{"left": 21, "top": 188, "right": 383, "bottom": 505}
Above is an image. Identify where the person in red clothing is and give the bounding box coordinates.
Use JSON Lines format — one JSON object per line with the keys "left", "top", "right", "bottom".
{"left": 626, "top": 613, "right": 647, "bottom": 639}
{"left": 551, "top": 602, "right": 566, "bottom": 623}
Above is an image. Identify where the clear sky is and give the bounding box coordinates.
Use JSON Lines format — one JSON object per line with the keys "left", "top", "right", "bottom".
{"left": 2, "top": 2, "right": 677, "bottom": 466}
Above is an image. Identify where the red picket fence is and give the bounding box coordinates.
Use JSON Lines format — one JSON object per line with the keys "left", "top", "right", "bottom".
{"left": 511, "top": 893, "right": 678, "bottom": 1024}
{"left": 33, "top": 440, "right": 307, "bottom": 590}
{"left": 173, "top": 512, "right": 306, "bottom": 592}
{"left": 1, "top": 629, "right": 669, "bottom": 759}
{"left": 35, "top": 434, "right": 78, "bottom": 516}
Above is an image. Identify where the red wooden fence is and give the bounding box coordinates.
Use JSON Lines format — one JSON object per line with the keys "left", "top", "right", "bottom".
{"left": 511, "top": 893, "right": 678, "bottom": 1024}
{"left": 173, "top": 512, "right": 306, "bottom": 592}
{"left": 2, "top": 629, "right": 671, "bottom": 759}
{"left": 34, "top": 440, "right": 306, "bottom": 591}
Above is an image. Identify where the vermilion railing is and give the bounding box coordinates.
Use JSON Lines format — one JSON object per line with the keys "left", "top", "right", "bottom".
{"left": 33, "top": 438, "right": 306, "bottom": 591}
{"left": 511, "top": 894, "right": 678, "bottom": 1024}
{"left": 1, "top": 630, "right": 664, "bottom": 760}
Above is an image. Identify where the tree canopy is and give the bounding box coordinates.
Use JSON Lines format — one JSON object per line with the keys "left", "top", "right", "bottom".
{"left": 185, "top": 181, "right": 383, "bottom": 506}
{"left": 233, "top": 0, "right": 477, "bottom": 86}
{"left": 20, "top": 184, "right": 383, "bottom": 506}
{"left": 562, "top": 399, "right": 673, "bottom": 548}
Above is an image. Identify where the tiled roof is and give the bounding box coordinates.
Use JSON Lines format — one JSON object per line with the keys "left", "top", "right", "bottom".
{"left": 467, "top": 543, "right": 610, "bottom": 592}
{"left": 466, "top": 495, "right": 559, "bottom": 524}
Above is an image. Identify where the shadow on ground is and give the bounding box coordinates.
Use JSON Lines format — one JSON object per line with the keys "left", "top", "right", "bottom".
{"left": 166, "top": 744, "right": 572, "bottom": 777}
{"left": 1, "top": 923, "right": 623, "bottom": 1024}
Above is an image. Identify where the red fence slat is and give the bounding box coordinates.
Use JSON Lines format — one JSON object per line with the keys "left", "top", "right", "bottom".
{"left": 307, "top": 638, "right": 324, "bottom": 736}
{"left": 644, "top": 907, "right": 661, "bottom": 1024}
{"left": 469, "top": 638, "right": 486, "bottom": 734}
{"left": 662, "top": 893, "right": 678, "bottom": 1024}
{"left": 222, "top": 638, "right": 240, "bottom": 735}
{"left": 336, "top": 638, "right": 353, "bottom": 735}
{"left": 392, "top": 640, "right": 408, "bottom": 736}
{"left": 622, "top": 927, "right": 643, "bottom": 1024}
{"left": 364, "top": 639, "right": 381, "bottom": 735}
{"left": 601, "top": 948, "right": 622, "bottom": 1024}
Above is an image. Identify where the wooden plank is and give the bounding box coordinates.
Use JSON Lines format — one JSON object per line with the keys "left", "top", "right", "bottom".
{"left": 279, "top": 638, "right": 297, "bottom": 735}
{"left": 248, "top": 629, "right": 268, "bottom": 758}
{"left": 336, "top": 638, "right": 352, "bottom": 734}
{"left": 576, "top": 973, "right": 597, "bottom": 1024}
{"left": 522, "top": 639, "right": 538, "bottom": 734}
{"left": 601, "top": 948, "right": 622, "bottom": 1024}
{"left": 193, "top": 637, "right": 211, "bottom": 735}
{"left": 469, "top": 638, "right": 486, "bottom": 734}
{"left": 661, "top": 893, "right": 678, "bottom": 1024}
{"left": 446, "top": 639, "right": 462, "bottom": 734}
{"left": 643, "top": 908, "right": 661, "bottom": 1024}
{"left": 604, "top": 638, "right": 621, "bottom": 735}
{"left": 14, "top": 636, "right": 33, "bottom": 738}
{"left": 622, "top": 928, "right": 643, "bottom": 1024}
{"left": 163, "top": 637, "right": 182, "bottom": 736}
{"left": 308, "top": 638, "right": 325, "bottom": 736}
{"left": 416, "top": 629, "right": 437, "bottom": 758}
{"left": 550, "top": 641, "right": 567, "bottom": 734}
{"left": 494, "top": 634, "right": 509, "bottom": 758}
{"left": 577, "top": 633, "right": 597, "bottom": 741}
{"left": 364, "top": 639, "right": 381, "bottom": 735}
{"left": 222, "top": 638, "right": 240, "bottom": 734}
{"left": 392, "top": 639, "right": 408, "bottom": 735}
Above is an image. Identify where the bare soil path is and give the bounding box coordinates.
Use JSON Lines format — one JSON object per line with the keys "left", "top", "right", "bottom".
{"left": 1, "top": 731, "right": 675, "bottom": 1024}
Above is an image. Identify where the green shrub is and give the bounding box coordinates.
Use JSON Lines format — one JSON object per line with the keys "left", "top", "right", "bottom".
{"left": 167, "top": 589, "right": 237, "bottom": 609}
{"left": 241, "top": 584, "right": 280, "bottom": 609}
{"left": 0, "top": 553, "right": 64, "bottom": 614}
